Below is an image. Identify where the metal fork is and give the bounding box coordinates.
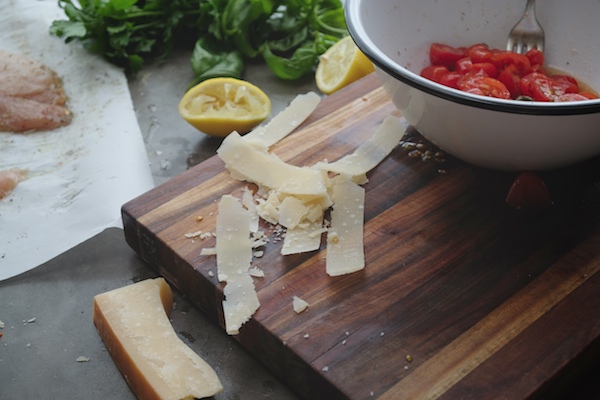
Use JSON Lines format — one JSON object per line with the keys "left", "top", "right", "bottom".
{"left": 506, "top": 0, "right": 545, "bottom": 54}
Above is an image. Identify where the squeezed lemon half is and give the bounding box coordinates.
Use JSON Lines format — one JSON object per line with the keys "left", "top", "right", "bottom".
{"left": 315, "top": 36, "right": 375, "bottom": 95}
{"left": 178, "top": 77, "right": 271, "bottom": 137}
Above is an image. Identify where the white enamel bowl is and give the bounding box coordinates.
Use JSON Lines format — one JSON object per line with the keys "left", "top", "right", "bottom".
{"left": 345, "top": 0, "right": 600, "bottom": 171}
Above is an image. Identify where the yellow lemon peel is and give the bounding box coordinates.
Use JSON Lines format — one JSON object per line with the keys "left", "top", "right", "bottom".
{"left": 316, "top": 36, "right": 375, "bottom": 95}
{"left": 178, "top": 77, "right": 271, "bottom": 137}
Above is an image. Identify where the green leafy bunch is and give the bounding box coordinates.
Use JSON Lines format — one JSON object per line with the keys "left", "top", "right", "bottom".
{"left": 49, "top": 0, "right": 347, "bottom": 84}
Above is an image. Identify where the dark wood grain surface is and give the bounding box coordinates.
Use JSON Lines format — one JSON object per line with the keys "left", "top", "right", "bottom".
{"left": 122, "top": 73, "right": 600, "bottom": 400}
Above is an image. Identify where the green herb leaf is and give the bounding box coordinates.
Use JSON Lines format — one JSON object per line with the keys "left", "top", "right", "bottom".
{"left": 50, "top": 0, "right": 347, "bottom": 83}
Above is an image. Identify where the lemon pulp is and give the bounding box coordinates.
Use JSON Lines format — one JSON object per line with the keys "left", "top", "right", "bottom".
{"left": 315, "top": 36, "right": 375, "bottom": 95}
{"left": 179, "top": 77, "right": 271, "bottom": 137}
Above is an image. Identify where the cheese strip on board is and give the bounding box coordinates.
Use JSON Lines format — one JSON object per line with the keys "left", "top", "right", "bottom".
{"left": 93, "top": 277, "right": 223, "bottom": 400}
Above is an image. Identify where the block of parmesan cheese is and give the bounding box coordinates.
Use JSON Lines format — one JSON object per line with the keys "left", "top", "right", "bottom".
{"left": 93, "top": 277, "right": 223, "bottom": 400}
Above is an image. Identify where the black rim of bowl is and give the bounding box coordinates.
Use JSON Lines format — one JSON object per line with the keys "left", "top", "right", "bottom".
{"left": 344, "top": 0, "right": 600, "bottom": 116}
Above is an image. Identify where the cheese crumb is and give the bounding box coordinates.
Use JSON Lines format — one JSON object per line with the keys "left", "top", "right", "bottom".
{"left": 0, "top": 320, "right": 4, "bottom": 328}
{"left": 185, "top": 230, "right": 203, "bottom": 239}
{"left": 248, "top": 267, "right": 265, "bottom": 278}
{"left": 292, "top": 296, "right": 309, "bottom": 313}
{"left": 200, "top": 247, "right": 217, "bottom": 256}
{"left": 76, "top": 356, "right": 90, "bottom": 362}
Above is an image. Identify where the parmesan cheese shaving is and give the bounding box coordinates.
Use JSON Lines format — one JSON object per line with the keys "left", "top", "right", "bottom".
{"left": 278, "top": 196, "right": 308, "bottom": 229}
{"left": 217, "top": 131, "right": 328, "bottom": 197}
{"left": 244, "top": 91, "right": 321, "bottom": 148}
{"left": 313, "top": 115, "right": 405, "bottom": 177}
{"left": 326, "top": 178, "right": 365, "bottom": 276}
{"left": 282, "top": 219, "right": 323, "bottom": 255}
{"left": 209, "top": 92, "right": 404, "bottom": 332}
{"left": 242, "top": 186, "right": 259, "bottom": 232}
{"left": 216, "top": 195, "right": 260, "bottom": 335}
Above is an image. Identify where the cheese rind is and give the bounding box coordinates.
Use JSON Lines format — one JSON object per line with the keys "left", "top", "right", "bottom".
{"left": 93, "top": 278, "right": 223, "bottom": 400}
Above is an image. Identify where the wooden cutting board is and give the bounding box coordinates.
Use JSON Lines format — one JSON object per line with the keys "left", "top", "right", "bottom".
{"left": 122, "top": 73, "right": 600, "bottom": 400}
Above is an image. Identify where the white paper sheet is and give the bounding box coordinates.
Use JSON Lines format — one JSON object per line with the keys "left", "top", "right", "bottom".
{"left": 0, "top": 0, "right": 155, "bottom": 281}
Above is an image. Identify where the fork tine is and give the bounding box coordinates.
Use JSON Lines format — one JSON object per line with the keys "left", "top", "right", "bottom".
{"left": 506, "top": 0, "right": 545, "bottom": 54}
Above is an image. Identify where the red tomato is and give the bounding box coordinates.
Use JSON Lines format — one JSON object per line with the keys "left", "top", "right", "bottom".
{"left": 524, "top": 48, "right": 544, "bottom": 67}
{"left": 420, "top": 65, "right": 449, "bottom": 83}
{"left": 455, "top": 57, "right": 473, "bottom": 74}
{"left": 472, "top": 62, "right": 498, "bottom": 78}
{"left": 520, "top": 72, "right": 566, "bottom": 102}
{"left": 468, "top": 43, "right": 494, "bottom": 63}
{"left": 491, "top": 51, "right": 532, "bottom": 74}
{"left": 505, "top": 172, "right": 553, "bottom": 209}
{"left": 556, "top": 93, "right": 593, "bottom": 102}
{"left": 420, "top": 42, "right": 596, "bottom": 103}
{"left": 429, "top": 43, "right": 467, "bottom": 69}
{"left": 457, "top": 73, "right": 511, "bottom": 99}
{"left": 552, "top": 75, "right": 579, "bottom": 94}
{"left": 579, "top": 92, "right": 600, "bottom": 100}
{"left": 439, "top": 71, "right": 462, "bottom": 89}
{"left": 497, "top": 64, "right": 523, "bottom": 98}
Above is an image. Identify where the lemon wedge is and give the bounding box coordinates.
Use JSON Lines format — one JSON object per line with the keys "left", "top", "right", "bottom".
{"left": 315, "top": 36, "right": 375, "bottom": 95}
{"left": 178, "top": 77, "right": 271, "bottom": 137}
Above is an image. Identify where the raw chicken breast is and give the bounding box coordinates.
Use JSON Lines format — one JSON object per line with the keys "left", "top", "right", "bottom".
{"left": 0, "top": 50, "right": 72, "bottom": 132}
{"left": 0, "top": 168, "right": 27, "bottom": 200}
{"left": 0, "top": 94, "right": 72, "bottom": 132}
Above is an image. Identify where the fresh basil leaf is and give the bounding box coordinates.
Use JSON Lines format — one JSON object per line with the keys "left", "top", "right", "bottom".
{"left": 221, "top": 0, "right": 274, "bottom": 58}
{"left": 189, "top": 38, "right": 244, "bottom": 86}
{"left": 262, "top": 43, "right": 317, "bottom": 80}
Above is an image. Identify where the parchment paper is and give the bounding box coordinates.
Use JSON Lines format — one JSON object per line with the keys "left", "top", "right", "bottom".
{"left": 0, "top": 0, "right": 155, "bottom": 281}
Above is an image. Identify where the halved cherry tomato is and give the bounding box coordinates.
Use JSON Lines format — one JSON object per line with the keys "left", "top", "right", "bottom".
{"left": 556, "top": 93, "right": 593, "bottom": 102}
{"left": 497, "top": 64, "right": 523, "bottom": 98}
{"left": 468, "top": 43, "right": 494, "bottom": 63}
{"left": 429, "top": 43, "right": 468, "bottom": 69}
{"left": 579, "top": 92, "right": 600, "bottom": 100}
{"left": 455, "top": 58, "right": 498, "bottom": 78}
{"left": 455, "top": 57, "right": 473, "bottom": 74}
{"left": 491, "top": 51, "right": 532, "bottom": 74}
{"left": 552, "top": 75, "right": 579, "bottom": 94}
{"left": 420, "top": 65, "right": 450, "bottom": 83}
{"left": 420, "top": 42, "right": 598, "bottom": 102}
{"left": 520, "top": 72, "right": 566, "bottom": 102}
{"left": 439, "top": 71, "right": 462, "bottom": 89}
{"left": 524, "top": 48, "right": 544, "bottom": 67}
{"left": 505, "top": 172, "right": 553, "bottom": 209}
{"left": 457, "top": 72, "right": 511, "bottom": 99}
{"left": 472, "top": 62, "right": 498, "bottom": 78}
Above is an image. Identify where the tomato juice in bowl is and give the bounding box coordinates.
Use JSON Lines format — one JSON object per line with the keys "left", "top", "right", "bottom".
{"left": 345, "top": 0, "right": 600, "bottom": 171}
